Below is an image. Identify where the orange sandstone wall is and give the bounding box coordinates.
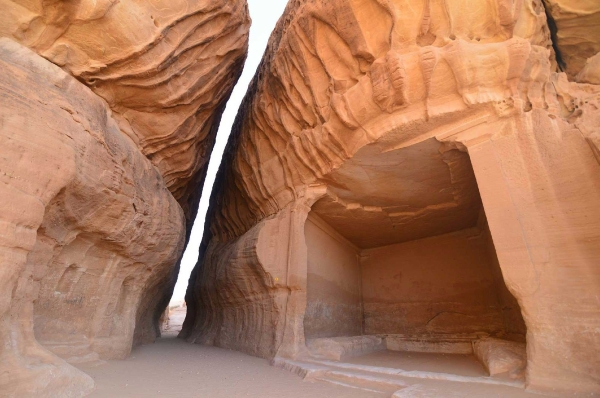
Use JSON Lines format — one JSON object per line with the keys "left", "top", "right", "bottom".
{"left": 304, "top": 214, "right": 362, "bottom": 339}
{"left": 361, "top": 228, "right": 506, "bottom": 336}
{"left": 0, "top": 0, "right": 251, "bottom": 224}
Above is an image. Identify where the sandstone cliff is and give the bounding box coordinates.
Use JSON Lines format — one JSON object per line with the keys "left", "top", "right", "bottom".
{"left": 184, "top": 0, "right": 600, "bottom": 395}
{"left": 0, "top": 38, "right": 184, "bottom": 396}
{"left": 0, "top": 0, "right": 250, "bottom": 225}
{"left": 0, "top": 1, "right": 249, "bottom": 396}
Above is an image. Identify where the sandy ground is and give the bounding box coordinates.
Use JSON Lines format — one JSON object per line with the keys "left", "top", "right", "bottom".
{"left": 76, "top": 308, "right": 546, "bottom": 398}
{"left": 77, "top": 337, "right": 381, "bottom": 398}
{"left": 78, "top": 306, "right": 377, "bottom": 397}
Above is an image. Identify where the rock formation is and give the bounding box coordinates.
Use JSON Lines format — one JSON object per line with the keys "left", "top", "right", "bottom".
{"left": 0, "top": 38, "right": 183, "bottom": 396}
{"left": 543, "top": 0, "right": 600, "bottom": 83}
{"left": 473, "top": 337, "right": 526, "bottom": 378}
{"left": 184, "top": 0, "right": 600, "bottom": 395}
{"left": 0, "top": 0, "right": 250, "bottom": 224}
{"left": 0, "top": 1, "right": 249, "bottom": 396}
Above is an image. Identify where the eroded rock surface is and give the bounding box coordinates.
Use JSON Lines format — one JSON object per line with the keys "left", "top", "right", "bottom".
{"left": 0, "top": 39, "right": 185, "bottom": 396}
{"left": 185, "top": 0, "right": 600, "bottom": 395}
{"left": 0, "top": 1, "right": 249, "bottom": 395}
{"left": 197, "top": 0, "right": 556, "bottom": 241}
{"left": 543, "top": 0, "right": 600, "bottom": 82}
{"left": 0, "top": 0, "right": 250, "bottom": 223}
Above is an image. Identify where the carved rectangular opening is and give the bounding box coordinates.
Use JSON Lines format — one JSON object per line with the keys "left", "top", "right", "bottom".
{"left": 303, "top": 138, "right": 526, "bottom": 378}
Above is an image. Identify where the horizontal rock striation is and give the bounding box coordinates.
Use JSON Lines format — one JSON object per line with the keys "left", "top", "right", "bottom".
{"left": 185, "top": 0, "right": 600, "bottom": 395}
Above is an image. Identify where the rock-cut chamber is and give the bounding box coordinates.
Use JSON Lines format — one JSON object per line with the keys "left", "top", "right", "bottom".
{"left": 304, "top": 138, "right": 526, "bottom": 362}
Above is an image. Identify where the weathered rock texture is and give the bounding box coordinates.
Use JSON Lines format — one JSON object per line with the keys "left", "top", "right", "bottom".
{"left": 184, "top": 0, "right": 600, "bottom": 395}
{"left": 543, "top": 0, "right": 600, "bottom": 83}
{"left": 0, "top": 1, "right": 249, "bottom": 396}
{"left": 0, "top": 38, "right": 184, "bottom": 396}
{"left": 0, "top": 0, "right": 250, "bottom": 223}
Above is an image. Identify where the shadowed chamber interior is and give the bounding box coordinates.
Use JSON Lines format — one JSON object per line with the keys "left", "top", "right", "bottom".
{"left": 304, "top": 138, "right": 527, "bottom": 347}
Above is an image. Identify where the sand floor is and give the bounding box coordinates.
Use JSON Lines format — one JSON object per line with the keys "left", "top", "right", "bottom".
{"left": 78, "top": 306, "right": 378, "bottom": 397}
{"left": 75, "top": 308, "right": 549, "bottom": 397}
{"left": 76, "top": 337, "right": 381, "bottom": 398}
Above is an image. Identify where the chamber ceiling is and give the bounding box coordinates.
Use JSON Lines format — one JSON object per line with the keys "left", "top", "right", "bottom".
{"left": 313, "top": 138, "right": 482, "bottom": 248}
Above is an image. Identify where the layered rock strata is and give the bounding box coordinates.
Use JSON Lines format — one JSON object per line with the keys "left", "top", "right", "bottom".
{"left": 0, "top": 39, "right": 185, "bottom": 396}
{"left": 0, "top": 0, "right": 251, "bottom": 223}
{"left": 184, "top": 0, "right": 600, "bottom": 395}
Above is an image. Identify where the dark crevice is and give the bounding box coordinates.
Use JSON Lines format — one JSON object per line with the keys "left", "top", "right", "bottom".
{"left": 542, "top": 0, "right": 566, "bottom": 72}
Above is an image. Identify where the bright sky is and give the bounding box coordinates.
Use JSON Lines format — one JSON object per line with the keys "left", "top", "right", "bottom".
{"left": 170, "top": 1, "right": 289, "bottom": 305}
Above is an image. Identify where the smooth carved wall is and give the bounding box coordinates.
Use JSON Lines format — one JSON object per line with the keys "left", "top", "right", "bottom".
{"left": 466, "top": 110, "right": 600, "bottom": 393}
{"left": 483, "top": 224, "right": 527, "bottom": 339}
{"left": 361, "top": 226, "right": 510, "bottom": 337}
{"left": 306, "top": 208, "right": 526, "bottom": 341}
{"left": 305, "top": 214, "right": 362, "bottom": 339}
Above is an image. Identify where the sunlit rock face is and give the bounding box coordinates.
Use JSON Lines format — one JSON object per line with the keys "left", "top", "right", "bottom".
{"left": 0, "top": 0, "right": 251, "bottom": 224}
{"left": 0, "top": 1, "right": 249, "bottom": 396}
{"left": 184, "top": 0, "right": 600, "bottom": 395}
